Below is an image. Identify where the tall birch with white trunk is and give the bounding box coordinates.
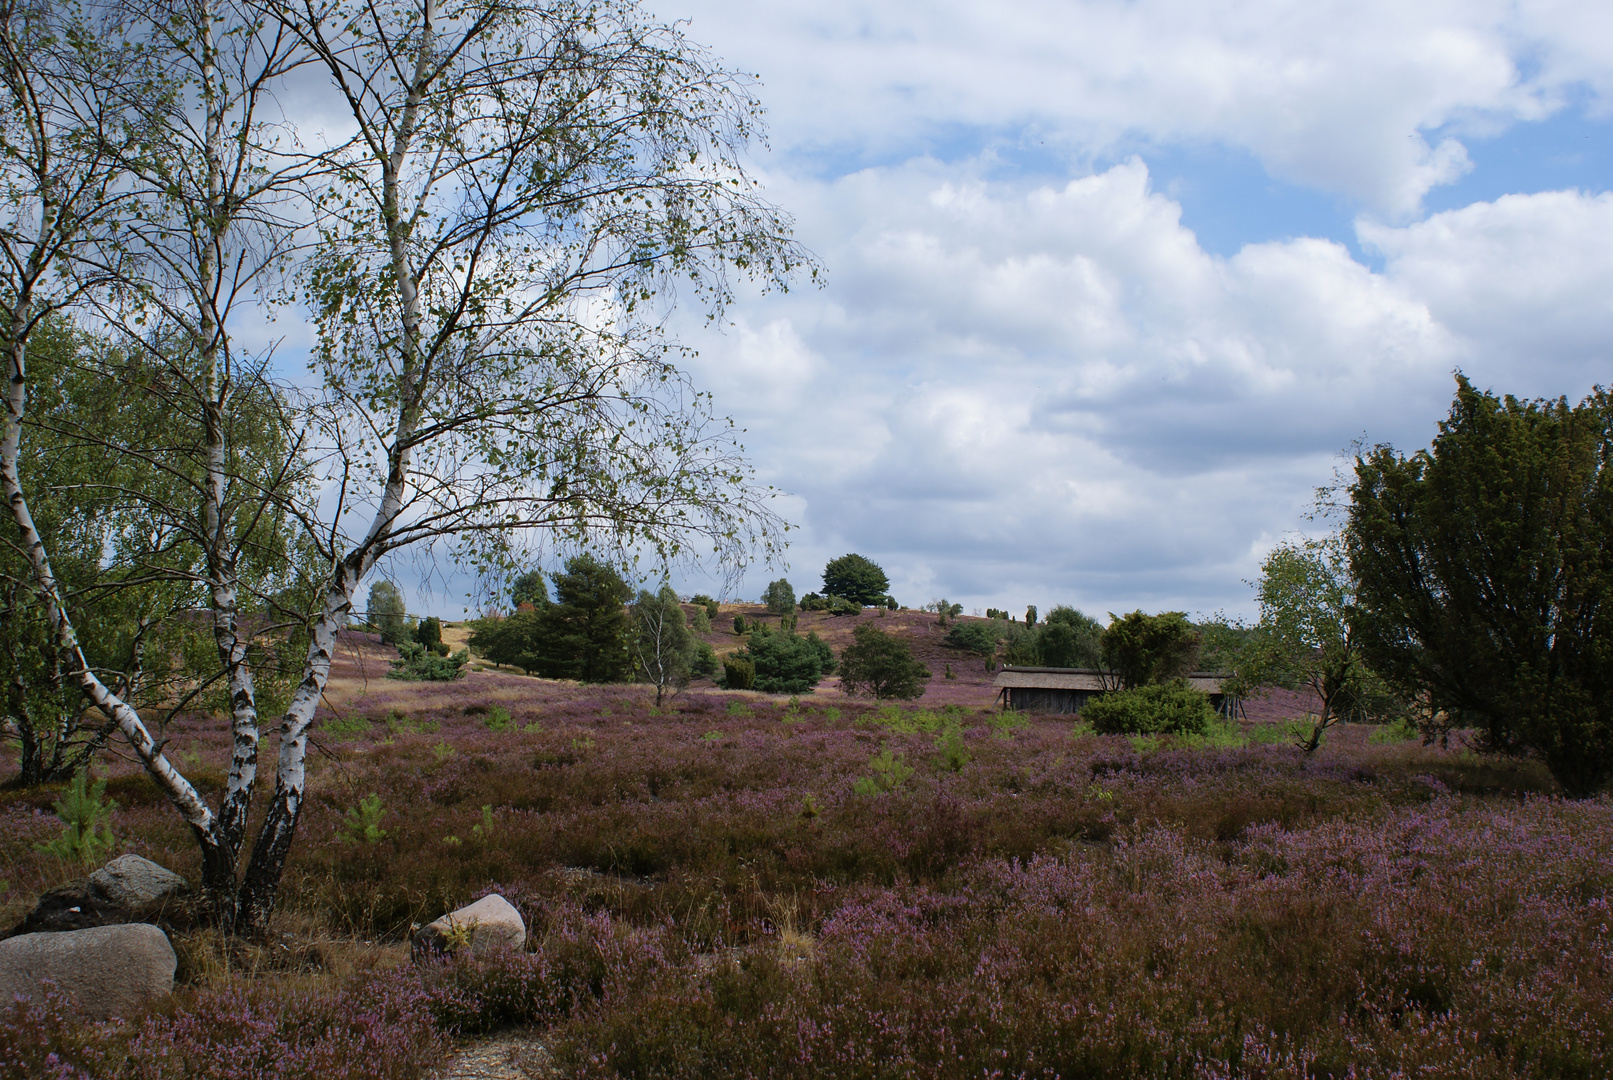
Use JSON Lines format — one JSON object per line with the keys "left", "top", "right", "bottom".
{"left": 239, "top": 0, "right": 808, "bottom": 928}
{"left": 1, "top": 0, "right": 805, "bottom": 934}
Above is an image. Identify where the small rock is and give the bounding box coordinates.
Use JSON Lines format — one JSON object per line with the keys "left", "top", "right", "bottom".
{"left": 0, "top": 923, "right": 176, "bottom": 1019}
{"left": 89, "top": 854, "right": 187, "bottom": 908}
{"left": 412, "top": 893, "right": 525, "bottom": 961}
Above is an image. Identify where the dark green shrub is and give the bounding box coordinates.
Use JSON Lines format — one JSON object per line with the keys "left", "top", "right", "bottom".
{"left": 746, "top": 630, "right": 835, "bottom": 693}
{"left": 944, "top": 620, "right": 1005, "bottom": 656}
{"left": 1102, "top": 610, "right": 1201, "bottom": 688}
{"left": 387, "top": 642, "right": 469, "bottom": 681}
{"left": 722, "top": 655, "right": 755, "bottom": 691}
{"left": 1083, "top": 680, "right": 1215, "bottom": 736}
{"left": 799, "top": 592, "right": 829, "bottom": 612}
{"left": 415, "top": 616, "right": 443, "bottom": 651}
{"left": 733, "top": 613, "right": 747, "bottom": 635}
{"left": 691, "top": 641, "right": 719, "bottom": 678}
{"left": 690, "top": 594, "right": 720, "bottom": 620}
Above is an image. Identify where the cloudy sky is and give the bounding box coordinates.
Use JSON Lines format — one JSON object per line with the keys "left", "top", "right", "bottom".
{"left": 578, "top": 0, "right": 1610, "bottom": 623}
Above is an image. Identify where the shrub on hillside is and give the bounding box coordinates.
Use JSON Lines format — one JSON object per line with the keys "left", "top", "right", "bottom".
{"left": 691, "top": 641, "right": 719, "bottom": 678}
{"left": 690, "top": 594, "right": 720, "bottom": 621}
{"left": 388, "top": 641, "right": 469, "bottom": 681}
{"left": 944, "top": 620, "right": 1006, "bottom": 656}
{"left": 744, "top": 629, "right": 836, "bottom": 693}
{"left": 1040, "top": 606, "right": 1103, "bottom": 667}
{"left": 415, "top": 616, "right": 447, "bottom": 655}
{"left": 1083, "top": 680, "right": 1216, "bottom": 736}
{"left": 721, "top": 655, "right": 755, "bottom": 690}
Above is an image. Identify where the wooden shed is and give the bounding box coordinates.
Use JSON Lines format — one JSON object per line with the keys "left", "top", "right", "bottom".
{"left": 993, "top": 667, "right": 1231, "bottom": 715}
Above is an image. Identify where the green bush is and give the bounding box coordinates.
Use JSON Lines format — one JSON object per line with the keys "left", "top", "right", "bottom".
{"left": 745, "top": 630, "right": 835, "bottom": 694}
{"left": 691, "top": 641, "right": 719, "bottom": 678}
{"left": 387, "top": 642, "right": 469, "bottom": 681}
{"left": 944, "top": 620, "right": 1005, "bottom": 656}
{"left": 1082, "top": 680, "right": 1216, "bottom": 736}
{"left": 690, "top": 594, "right": 719, "bottom": 621}
{"left": 721, "top": 655, "right": 755, "bottom": 690}
{"left": 414, "top": 616, "right": 443, "bottom": 652}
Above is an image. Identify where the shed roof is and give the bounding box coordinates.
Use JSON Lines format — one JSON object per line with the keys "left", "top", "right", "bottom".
{"left": 993, "top": 667, "right": 1227, "bottom": 694}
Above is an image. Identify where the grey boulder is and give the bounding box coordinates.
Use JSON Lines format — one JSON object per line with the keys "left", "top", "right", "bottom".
{"left": 412, "top": 893, "right": 525, "bottom": 960}
{"left": 89, "top": 854, "right": 188, "bottom": 908}
{"left": 5, "top": 855, "right": 188, "bottom": 938}
{"left": 0, "top": 923, "right": 176, "bottom": 1019}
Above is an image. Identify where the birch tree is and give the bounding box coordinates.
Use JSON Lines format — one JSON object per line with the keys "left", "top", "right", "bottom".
{"left": 1, "top": 0, "right": 806, "bottom": 933}
{"left": 229, "top": 0, "right": 808, "bottom": 928}
{"left": 0, "top": 0, "right": 321, "bottom": 927}
{"left": 634, "top": 584, "right": 691, "bottom": 707}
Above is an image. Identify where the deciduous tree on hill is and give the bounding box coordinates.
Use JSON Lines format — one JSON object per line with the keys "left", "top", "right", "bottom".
{"left": 762, "top": 578, "right": 796, "bottom": 616}
{"left": 634, "top": 584, "right": 694, "bottom": 706}
{"left": 823, "top": 554, "right": 889, "bottom": 606}
{"left": 839, "top": 624, "right": 930, "bottom": 700}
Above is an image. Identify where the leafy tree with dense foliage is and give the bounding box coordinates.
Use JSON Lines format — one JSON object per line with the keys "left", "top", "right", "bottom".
{"left": 1347, "top": 377, "right": 1613, "bottom": 796}
{"left": 367, "top": 582, "right": 409, "bottom": 645}
{"left": 1040, "top": 606, "right": 1103, "bottom": 668}
{"left": 1101, "top": 611, "right": 1201, "bottom": 689}
{"left": 510, "top": 570, "right": 549, "bottom": 611}
{"left": 468, "top": 555, "right": 634, "bottom": 682}
{"left": 762, "top": 578, "right": 796, "bottom": 616}
{"left": 1240, "top": 536, "right": 1383, "bottom": 751}
{"left": 634, "top": 585, "right": 694, "bottom": 706}
{"left": 823, "top": 554, "right": 889, "bottom": 607}
{"left": 839, "top": 625, "right": 931, "bottom": 700}
{"left": 944, "top": 620, "right": 1007, "bottom": 656}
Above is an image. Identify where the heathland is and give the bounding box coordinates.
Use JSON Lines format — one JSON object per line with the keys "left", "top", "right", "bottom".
{"left": 4, "top": 608, "right": 1609, "bottom": 1079}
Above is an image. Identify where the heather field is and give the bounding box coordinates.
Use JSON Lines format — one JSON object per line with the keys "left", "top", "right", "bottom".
{"left": 3, "top": 617, "right": 1612, "bottom": 1079}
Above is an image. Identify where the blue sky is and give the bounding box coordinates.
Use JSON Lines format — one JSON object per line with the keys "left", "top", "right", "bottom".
{"left": 408, "top": 0, "right": 1613, "bottom": 622}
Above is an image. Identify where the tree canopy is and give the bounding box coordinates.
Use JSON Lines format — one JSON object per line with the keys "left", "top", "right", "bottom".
{"left": 823, "top": 554, "right": 889, "bottom": 606}
{"left": 1347, "top": 377, "right": 1613, "bottom": 796}
{"left": 762, "top": 578, "right": 796, "bottom": 616}
{"left": 839, "top": 624, "right": 930, "bottom": 700}
{"left": 1101, "top": 611, "right": 1201, "bottom": 689}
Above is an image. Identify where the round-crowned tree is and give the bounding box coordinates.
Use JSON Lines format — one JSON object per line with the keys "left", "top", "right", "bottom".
{"left": 823, "top": 554, "right": 890, "bottom": 606}
{"left": 839, "top": 624, "right": 930, "bottom": 700}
